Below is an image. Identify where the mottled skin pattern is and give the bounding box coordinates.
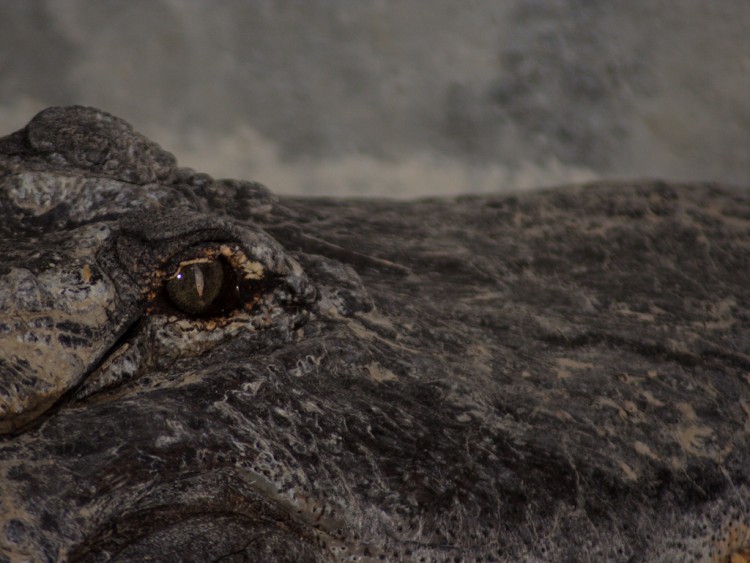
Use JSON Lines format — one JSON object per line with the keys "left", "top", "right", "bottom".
{"left": 0, "top": 107, "right": 748, "bottom": 561}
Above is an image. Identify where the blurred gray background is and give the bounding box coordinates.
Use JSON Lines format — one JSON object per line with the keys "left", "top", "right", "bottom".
{"left": 1, "top": 1, "right": 748, "bottom": 198}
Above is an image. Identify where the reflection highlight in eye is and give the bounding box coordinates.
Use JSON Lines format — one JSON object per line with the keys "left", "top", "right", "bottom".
{"left": 165, "top": 257, "right": 235, "bottom": 316}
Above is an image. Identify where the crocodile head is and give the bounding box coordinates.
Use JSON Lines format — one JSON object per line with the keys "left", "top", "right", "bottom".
{"left": 1, "top": 106, "right": 749, "bottom": 561}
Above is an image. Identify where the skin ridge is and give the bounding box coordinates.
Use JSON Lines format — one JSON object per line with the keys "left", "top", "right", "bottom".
{"left": 0, "top": 106, "right": 749, "bottom": 561}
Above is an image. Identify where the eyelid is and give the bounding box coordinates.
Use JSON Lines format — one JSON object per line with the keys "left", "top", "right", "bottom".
{"left": 166, "top": 248, "right": 224, "bottom": 278}
{"left": 168, "top": 255, "right": 218, "bottom": 273}
{"left": 164, "top": 244, "right": 265, "bottom": 282}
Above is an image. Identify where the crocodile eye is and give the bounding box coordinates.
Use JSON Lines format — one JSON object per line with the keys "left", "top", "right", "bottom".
{"left": 165, "top": 257, "right": 239, "bottom": 316}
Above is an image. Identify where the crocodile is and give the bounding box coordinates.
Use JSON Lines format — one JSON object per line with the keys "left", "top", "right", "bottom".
{"left": 0, "top": 106, "right": 749, "bottom": 561}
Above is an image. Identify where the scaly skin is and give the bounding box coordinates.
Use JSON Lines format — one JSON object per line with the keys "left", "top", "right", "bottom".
{"left": 0, "top": 106, "right": 749, "bottom": 561}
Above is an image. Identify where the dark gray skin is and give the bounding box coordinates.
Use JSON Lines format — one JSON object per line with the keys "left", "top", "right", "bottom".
{"left": 0, "top": 106, "right": 749, "bottom": 562}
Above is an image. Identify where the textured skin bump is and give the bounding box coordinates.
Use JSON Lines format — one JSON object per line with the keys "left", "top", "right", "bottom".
{"left": 0, "top": 106, "right": 749, "bottom": 561}
{"left": 0, "top": 105, "right": 177, "bottom": 183}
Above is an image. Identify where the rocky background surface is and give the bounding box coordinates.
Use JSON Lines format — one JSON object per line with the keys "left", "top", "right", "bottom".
{"left": 1, "top": 1, "right": 749, "bottom": 197}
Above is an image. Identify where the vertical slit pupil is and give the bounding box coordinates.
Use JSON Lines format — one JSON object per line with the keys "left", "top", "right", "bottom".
{"left": 166, "top": 258, "right": 236, "bottom": 316}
